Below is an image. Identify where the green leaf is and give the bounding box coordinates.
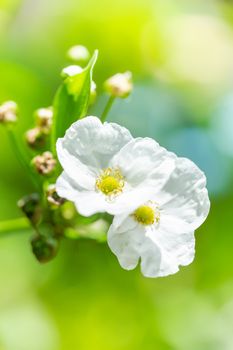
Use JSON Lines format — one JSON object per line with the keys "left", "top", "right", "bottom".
{"left": 51, "top": 50, "right": 98, "bottom": 154}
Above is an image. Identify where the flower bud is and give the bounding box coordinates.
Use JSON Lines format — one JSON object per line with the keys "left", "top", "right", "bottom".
{"left": 67, "top": 45, "right": 90, "bottom": 64}
{"left": 18, "top": 193, "right": 41, "bottom": 226}
{"left": 35, "top": 107, "right": 53, "bottom": 134}
{"left": 90, "top": 81, "right": 97, "bottom": 104}
{"left": 46, "top": 184, "right": 65, "bottom": 208}
{"left": 31, "top": 234, "right": 59, "bottom": 263}
{"left": 32, "top": 151, "right": 56, "bottom": 175}
{"left": 61, "top": 65, "right": 97, "bottom": 102}
{"left": 25, "top": 127, "right": 46, "bottom": 149}
{"left": 0, "top": 100, "right": 18, "bottom": 124}
{"left": 61, "top": 65, "right": 82, "bottom": 78}
{"left": 104, "top": 72, "right": 133, "bottom": 98}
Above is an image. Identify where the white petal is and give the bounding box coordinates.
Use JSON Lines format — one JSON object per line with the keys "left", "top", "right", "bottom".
{"left": 56, "top": 171, "right": 79, "bottom": 201}
{"left": 108, "top": 216, "right": 162, "bottom": 276}
{"left": 57, "top": 116, "right": 132, "bottom": 169}
{"left": 74, "top": 192, "right": 107, "bottom": 216}
{"left": 56, "top": 171, "right": 107, "bottom": 216}
{"left": 104, "top": 186, "right": 155, "bottom": 215}
{"left": 110, "top": 137, "right": 176, "bottom": 188}
{"left": 56, "top": 116, "right": 132, "bottom": 189}
{"left": 107, "top": 217, "right": 143, "bottom": 270}
{"left": 159, "top": 157, "right": 210, "bottom": 230}
{"left": 139, "top": 237, "right": 162, "bottom": 278}
{"left": 56, "top": 140, "right": 96, "bottom": 190}
{"left": 146, "top": 218, "right": 195, "bottom": 276}
{"left": 108, "top": 214, "right": 195, "bottom": 278}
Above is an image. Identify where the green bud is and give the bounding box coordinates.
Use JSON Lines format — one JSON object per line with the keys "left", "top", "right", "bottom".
{"left": 31, "top": 234, "right": 59, "bottom": 263}
{"left": 18, "top": 193, "right": 41, "bottom": 225}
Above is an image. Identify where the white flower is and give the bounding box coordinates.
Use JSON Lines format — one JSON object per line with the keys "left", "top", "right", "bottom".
{"left": 56, "top": 116, "right": 176, "bottom": 216}
{"left": 107, "top": 157, "right": 210, "bottom": 278}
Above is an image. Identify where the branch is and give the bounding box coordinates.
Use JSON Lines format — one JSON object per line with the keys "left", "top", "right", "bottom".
{"left": 0, "top": 217, "right": 31, "bottom": 235}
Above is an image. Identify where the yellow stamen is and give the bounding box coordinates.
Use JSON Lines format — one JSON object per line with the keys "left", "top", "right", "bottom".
{"left": 133, "top": 204, "right": 160, "bottom": 226}
{"left": 96, "top": 168, "right": 124, "bottom": 197}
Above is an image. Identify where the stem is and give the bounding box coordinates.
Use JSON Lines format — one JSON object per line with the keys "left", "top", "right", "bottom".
{"left": 7, "top": 128, "right": 42, "bottom": 191}
{"left": 100, "top": 96, "right": 115, "bottom": 122}
{"left": 0, "top": 217, "right": 31, "bottom": 235}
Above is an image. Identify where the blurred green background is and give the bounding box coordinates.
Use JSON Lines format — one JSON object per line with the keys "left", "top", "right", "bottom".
{"left": 1, "top": 0, "right": 233, "bottom": 349}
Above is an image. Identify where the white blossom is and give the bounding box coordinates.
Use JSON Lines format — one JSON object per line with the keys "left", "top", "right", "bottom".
{"left": 108, "top": 157, "right": 210, "bottom": 278}
{"left": 56, "top": 116, "right": 176, "bottom": 216}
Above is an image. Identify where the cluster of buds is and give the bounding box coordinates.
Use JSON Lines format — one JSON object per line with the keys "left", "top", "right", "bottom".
{"left": 0, "top": 101, "right": 18, "bottom": 124}
{"left": 1, "top": 45, "right": 136, "bottom": 266}
{"left": 17, "top": 192, "right": 60, "bottom": 262}
{"left": 32, "top": 151, "right": 56, "bottom": 175}
{"left": 104, "top": 72, "right": 133, "bottom": 98}
{"left": 25, "top": 107, "right": 53, "bottom": 149}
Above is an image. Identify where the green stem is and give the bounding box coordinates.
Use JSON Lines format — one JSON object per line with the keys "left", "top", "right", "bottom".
{"left": 0, "top": 217, "right": 31, "bottom": 235}
{"left": 100, "top": 96, "right": 115, "bottom": 122}
{"left": 7, "top": 128, "right": 42, "bottom": 191}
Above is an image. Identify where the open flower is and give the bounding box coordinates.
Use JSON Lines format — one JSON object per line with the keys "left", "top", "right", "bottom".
{"left": 56, "top": 116, "right": 176, "bottom": 216}
{"left": 108, "top": 157, "right": 210, "bottom": 278}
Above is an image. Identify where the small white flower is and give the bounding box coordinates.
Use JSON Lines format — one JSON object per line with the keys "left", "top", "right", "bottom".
{"left": 108, "top": 157, "right": 210, "bottom": 278}
{"left": 56, "top": 116, "right": 176, "bottom": 216}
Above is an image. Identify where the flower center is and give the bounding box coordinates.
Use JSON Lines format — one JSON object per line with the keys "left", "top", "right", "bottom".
{"left": 96, "top": 168, "right": 124, "bottom": 196}
{"left": 133, "top": 203, "right": 160, "bottom": 226}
